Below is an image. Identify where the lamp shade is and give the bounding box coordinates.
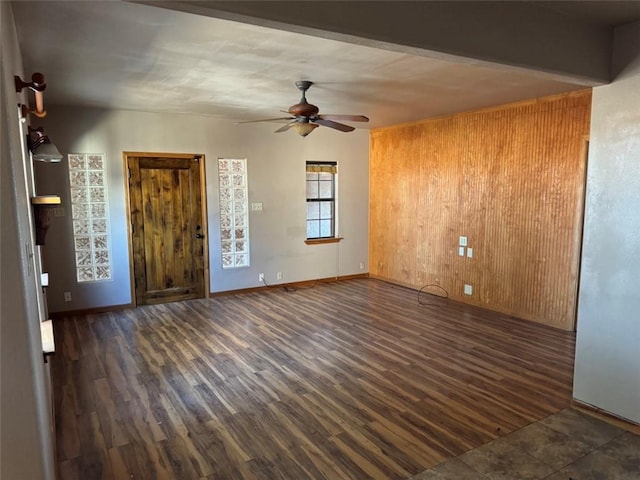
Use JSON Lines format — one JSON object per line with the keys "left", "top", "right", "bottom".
{"left": 33, "top": 141, "right": 63, "bottom": 163}
{"left": 294, "top": 122, "right": 318, "bottom": 137}
{"left": 27, "top": 127, "right": 63, "bottom": 163}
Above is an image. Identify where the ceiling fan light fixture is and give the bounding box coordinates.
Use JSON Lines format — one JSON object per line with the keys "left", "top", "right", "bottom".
{"left": 294, "top": 122, "right": 318, "bottom": 137}
{"left": 240, "top": 80, "right": 369, "bottom": 136}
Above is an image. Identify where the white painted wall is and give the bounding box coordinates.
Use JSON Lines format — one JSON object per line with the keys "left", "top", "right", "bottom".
{"left": 574, "top": 20, "right": 640, "bottom": 424}
{"left": 0, "top": 2, "right": 55, "bottom": 478}
{"left": 36, "top": 107, "right": 369, "bottom": 312}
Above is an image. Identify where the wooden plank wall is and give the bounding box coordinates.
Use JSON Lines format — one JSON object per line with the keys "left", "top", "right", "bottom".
{"left": 369, "top": 91, "right": 592, "bottom": 330}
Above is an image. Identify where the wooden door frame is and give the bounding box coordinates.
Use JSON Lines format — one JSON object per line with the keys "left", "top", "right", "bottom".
{"left": 123, "top": 151, "right": 209, "bottom": 308}
{"left": 571, "top": 136, "right": 590, "bottom": 332}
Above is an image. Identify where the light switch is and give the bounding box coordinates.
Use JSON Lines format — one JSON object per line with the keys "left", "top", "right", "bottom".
{"left": 251, "top": 202, "right": 263, "bottom": 211}
{"left": 459, "top": 236, "right": 467, "bottom": 246}
{"left": 464, "top": 284, "right": 473, "bottom": 295}
{"left": 458, "top": 246, "right": 465, "bottom": 256}
{"left": 467, "top": 247, "right": 473, "bottom": 258}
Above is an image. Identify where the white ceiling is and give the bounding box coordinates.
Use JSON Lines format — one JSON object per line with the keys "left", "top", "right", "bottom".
{"left": 11, "top": 1, "right": 640, "bottom": 130}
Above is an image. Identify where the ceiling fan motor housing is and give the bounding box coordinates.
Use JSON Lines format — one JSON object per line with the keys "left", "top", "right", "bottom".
{"left": 289, "top": 80, "right": 319, "bottom": 117}
{"left": 288, "top": 102, "right": 319, "bottom": 117}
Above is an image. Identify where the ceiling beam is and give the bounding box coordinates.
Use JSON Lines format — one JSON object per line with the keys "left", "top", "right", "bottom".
{"left": 139, "top": 1, "right": 612, "bottom": 86}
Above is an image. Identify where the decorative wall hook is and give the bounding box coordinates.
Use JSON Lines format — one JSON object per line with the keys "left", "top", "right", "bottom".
{"left": 19, "top": 103, "right": 47, "bottom": 119}
{"left": 15, "top": 72, "right": 47, "bottom": 118}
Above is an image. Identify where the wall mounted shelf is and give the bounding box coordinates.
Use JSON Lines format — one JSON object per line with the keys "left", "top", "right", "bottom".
{"left": 40, "top": 319, "right": 55, "bottom": 362}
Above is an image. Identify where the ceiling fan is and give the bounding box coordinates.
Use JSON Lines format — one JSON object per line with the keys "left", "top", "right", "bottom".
{"left": 238, "top": 81, "right": 369, "bottom": 137}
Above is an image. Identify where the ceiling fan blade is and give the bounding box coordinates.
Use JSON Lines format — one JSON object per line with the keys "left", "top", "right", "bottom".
{"left": 274, "top": 121, "right": 297, "bottom": 133}
{"left": 236, "top": 117, "right": 293, "bottom": 124}
{"left": 313, "top": 118, "right": 356, "bottom": 132}
{"left": 317, "top": 114, "right": 369, "bottom": 122}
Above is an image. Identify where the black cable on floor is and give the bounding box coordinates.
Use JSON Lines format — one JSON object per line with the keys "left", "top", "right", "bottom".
{"left": 261, "top": 277, "right": 320, "bottom": 293}
{"left": 417, "top": 284, "right": 449, "bottom": 308}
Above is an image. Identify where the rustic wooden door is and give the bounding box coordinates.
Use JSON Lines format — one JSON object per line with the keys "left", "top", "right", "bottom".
{"left": 128, "top": 155, "right": 206, "bottom": 305}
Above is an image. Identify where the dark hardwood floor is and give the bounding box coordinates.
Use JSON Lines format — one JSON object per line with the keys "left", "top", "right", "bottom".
{"left": 51, "top": 279, "right": 576, "bottom": 479}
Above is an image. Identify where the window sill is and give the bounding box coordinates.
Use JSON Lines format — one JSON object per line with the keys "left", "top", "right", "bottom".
{"left": 305, "top": 237, "right": 344, "bottom": 245}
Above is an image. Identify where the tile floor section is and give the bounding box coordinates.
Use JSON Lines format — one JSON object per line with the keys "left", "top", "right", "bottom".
{"left": 411, "top": 408, "right": 640, "bottom": 480}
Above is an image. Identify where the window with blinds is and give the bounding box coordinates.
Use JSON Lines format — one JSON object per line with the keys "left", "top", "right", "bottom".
{"left": 306, "top": 162, "right": 337, "bottom": 239}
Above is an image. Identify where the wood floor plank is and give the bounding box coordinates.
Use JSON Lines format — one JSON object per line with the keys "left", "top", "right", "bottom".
{"left": 330, "top": 433, "right": 405, "bottom": 480}
{"left": 57, "top": 384, "right": 80, "bottom": 461}
{"left": 58, "top": 458, "right": 80, "bottom": 480}
{"left": 125, "top": 375, "right": 169, "bottom": 443}
{"left": 76, "top": 411, "right": 114, "bottom": 479}
{"left": 333, "top": 427, "right": 417, "bottom": 478}
{"left": 69, "top": 360, "right": 96, "bottom": 416}
{"left": 52, "top": 278, "right": 576, "bottom": 479}
{"left": 92, "top": 377, "right": 129, "bottom": 449}
{"left": 157, "top": 436, "right": 203, "bottom": 479}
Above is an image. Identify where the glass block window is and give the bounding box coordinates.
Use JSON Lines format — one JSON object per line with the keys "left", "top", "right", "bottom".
{"left": 218, "top": 158, "right": 250, "bottom": 269}
{"left": 68, "top": 153, "right": 112, "bottom": 282}
{"left": 306, "top": 162, "right": 337, "bottom": 239}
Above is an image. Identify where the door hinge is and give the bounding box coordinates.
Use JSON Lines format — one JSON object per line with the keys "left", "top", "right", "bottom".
{"left": 128, "top": 168, "right": 132, "bottom": 179}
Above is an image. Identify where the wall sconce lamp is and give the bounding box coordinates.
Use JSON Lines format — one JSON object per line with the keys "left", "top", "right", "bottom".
{"left": 27, "top": 126, "right": 63, "bottom": 163}
{"left": 15, "top": 72, "right": 47, "bottom": 118}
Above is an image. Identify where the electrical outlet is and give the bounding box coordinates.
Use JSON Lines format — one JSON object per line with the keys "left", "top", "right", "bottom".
{"left": 258, "top": 273, "right": 265, "bottom": 282}
{"left": 467, "top": 247, "right": 473, "bottom": 258}
{"left": 464, "top": 284, "right": 473, "bottom": 296}
{"left": 359, "top": 262, "right": 365, "bottom": 270}
{"left": 64, "top": 291, "right": 72, "bottom": 302}
{"left": 276, "top": 272, "right": 283, "bottom": 280}
{"left": 458, "top": 246, "right": 465, "bottom": 256}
